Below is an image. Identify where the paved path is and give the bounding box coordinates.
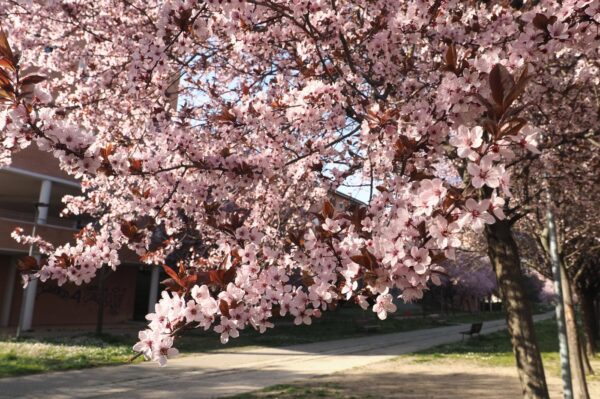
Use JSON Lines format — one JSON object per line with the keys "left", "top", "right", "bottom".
{"left": 0, "top": 312, "right": 554, "bottom": 399}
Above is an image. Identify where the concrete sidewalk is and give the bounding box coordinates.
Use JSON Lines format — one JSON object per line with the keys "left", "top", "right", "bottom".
{"left": 0, "top": 312, "right": 554, "bottom": 399}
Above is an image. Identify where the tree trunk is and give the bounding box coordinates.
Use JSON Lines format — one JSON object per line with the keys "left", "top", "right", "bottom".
{"left": 486, "top": 220, "right": 549, "bottom": 399}
{"left": 580, "top": 338, "right": 593, "bottom": 375}
{"left": 580, "top": 289, "right": 598, "bottom": 357}
{"left": 561, "top": 262, "right": 590, "bottom": 398}
{"left": 95, "top": 265, "right": 107, "bottom": 336}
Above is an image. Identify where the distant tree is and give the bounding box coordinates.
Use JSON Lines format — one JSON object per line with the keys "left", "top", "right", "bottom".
{"left": 440, "top": 252, "right": 497, "bottom": 312}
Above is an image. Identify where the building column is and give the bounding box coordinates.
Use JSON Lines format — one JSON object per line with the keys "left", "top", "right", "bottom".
{"left": 148, "top": 266, "right": 160, "bottom": 313}
{"left": 18, "top": 179, "right": 52, "bottom": 332}
{"left": 1, "top": 257, "right": 17, "bottom": 327}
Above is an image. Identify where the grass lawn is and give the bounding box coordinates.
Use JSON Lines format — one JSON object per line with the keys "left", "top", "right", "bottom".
{"left": 410, "top": 318, "right": 560, "bottom": 367}
{"left": 0, "top": 333, "right": 142, "bottom": 378}
{"left": 410, "top": 318, "right": 600, "bottom": 381}
{"left": 0, "top": 306, "right": 508, "bottom": 378}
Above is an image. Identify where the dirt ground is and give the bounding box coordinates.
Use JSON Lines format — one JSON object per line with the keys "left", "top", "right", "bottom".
{"left": 251, "top": 357, "right": 600, "bottom": 399}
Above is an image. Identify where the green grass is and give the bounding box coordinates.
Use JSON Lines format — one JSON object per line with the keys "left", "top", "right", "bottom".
{"left": 0, "top": 333, "right": 141, "bottom": 378}
{"left": 0, "top": 306, "right": 508, "bottom": 378}
{"left": 408, "top": 319, "right": 561, "bottom": 368}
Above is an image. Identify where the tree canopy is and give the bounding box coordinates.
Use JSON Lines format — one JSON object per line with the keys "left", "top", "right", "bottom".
{"left": 0, "top": 1, "right": 598, "bottom": 368}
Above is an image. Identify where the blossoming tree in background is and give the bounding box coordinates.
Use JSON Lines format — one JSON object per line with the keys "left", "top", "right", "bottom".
{"left": 441, "top": 252, "right": 497, "bottom": 312}
{"left": 0, "top": 1, "right": 598, "bottom": 398}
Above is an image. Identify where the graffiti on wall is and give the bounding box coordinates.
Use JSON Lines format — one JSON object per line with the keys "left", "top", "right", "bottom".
{"left": 38, "top": 284, "right": 127, "bottom": 315}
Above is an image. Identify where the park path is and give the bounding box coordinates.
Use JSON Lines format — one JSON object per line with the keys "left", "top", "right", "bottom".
{"left": 0, "top": 312, "right": 554, "bottom": 399}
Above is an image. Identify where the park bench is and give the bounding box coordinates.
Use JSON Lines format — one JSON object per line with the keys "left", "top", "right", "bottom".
{"left": 355, "top": 318, "right": 382, "bottom": 333}
{"left": 460, "top": 322, "right": 483, "bottom": 341}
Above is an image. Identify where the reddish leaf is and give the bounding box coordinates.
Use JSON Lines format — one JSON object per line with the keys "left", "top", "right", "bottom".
{"left": 301, "top": 270, "right": 315, "bottom": 286}
{"left": 128, "top": 158, "right": 143, "bottom": 173}
{"left": 0, "top": 87, "right": 15, "bottom": 102}
{"left": 441, "top": 196, "right": 455, "bottom": 212}
{"left": 503, "top": 64, "right": 530, "bottom": 111}
{"left": 17, "top": 256, "right": 38, "bottom": 271}
{"left": 481, "top": 118, "right": 498, "bottom": 138}
{"left": 322, "top": 200, "right": 335, "bottom": 218}
{"left": 489, "top": 64, "right": 506, "bottom": 106}
{"left": 498, "top": 65, "right": 515, "bottom": 94}
{"left": 0, "top": 69, "right": 11, "bottom": 86}
{"left": 162, "top": 264, "right": 183, "bottom": 286}
{"left": 100, "top": 144, "right": 114, "bottom": 160}
{"left": 222, "top": 265, "right": 237, "bottom": 285}
{"left": 444, "top": 43, "right": 457, "bottom": 71}
{"left": 532, "top": 13, "right": 549, "bottom": 31}
{"left": 350, "top": 255, "right": 371, "bottom": 268}
{"left": 350, "top": 249, "right": 377, "bottom": 270}
{"left": 0, "top": 58, "right": 15, "bottom": 72}
{"left": 220, "top": 147, "right": 231, "bottom": 158}
{"left": 56, "top": 253, "right": 72, "bottom": 268}
{"left": 161, "top": 278, "right": 181, "bottom": 292}
{"left": 348, "top": 206, "right": 367, "bottom": 232}
{"left": 0, "top": 31, "right": 14, "bottom": 64}
{"left": 394, "top": 136, "right": 416, "bottom": 160}
{"left": 410, "top": 170, "right": 435, "bottom": 181}
{"left": 195, "top": 271, "right": 212, "bottom": 286}
{"left": 211, "top": 107, "right": 237, "bottom": 123}
{"left": 20, "top": 75, "right": 46, "bottom": 86}
{"left": 181, "top": 274, "right": 198, "bottom": 289}
{"left": 241, "top": 83, "right": 250, "bottom": 95}
{"left": 219, "top": 300, "right": 230, "bottom": 317}
{"left": 96, "top": 164, "right": 116, "bottom": 177}
{"left": 500, "top": 117, "right": 528, "bottom": 138}
{"left": 416, "top": 221, "right": 427, "bottom": 237}
{"left": 120, "top": 221, "right": 141, "bottom": 241}
{"left": 310, "top": 161, "right": 323, "bottom": 172}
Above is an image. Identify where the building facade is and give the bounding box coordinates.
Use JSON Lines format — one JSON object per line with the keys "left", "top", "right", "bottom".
{"left": 0, "top": 146, "right": 161, "bottom": 329}
{"left": 0, "top": 147, "right": 366, "bottom": 329}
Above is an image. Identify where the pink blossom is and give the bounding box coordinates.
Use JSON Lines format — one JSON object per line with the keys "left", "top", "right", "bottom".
{"left": 214, "top": 317, "right": 240, "bottom": 344}
{"left": 511, "top": 126, "right": 541, "bottom": 154}
{"left": 429, "top": 215, "right": 461, "bottom": 249}
{"left": 322, "top": 218, "right": 341, "bottom": 233}
{"left": 404, "top": 247, "right": 431, "bottom": 275}
{"left": 489, "top": 192, "right": 506, "bottom": 220}
{"left": 548, "top": 21, "right": 569, "bottom": 40}
{"left": 373, "top": 292, "right": 397, "bottom": 320}
{"left": 450, "top": 126, "right": 483, "bottom": 160}
{"left": 467, "top": 155, "right": 501, "bottom": 188}
{"left": 154, "top": 336, "right": 179, "bottom": 367}
{"left": 382, "top": 238, "right": 405, "bottom": 267}
{"left": 460, "top": 199, "right": 496, "bottom": 233}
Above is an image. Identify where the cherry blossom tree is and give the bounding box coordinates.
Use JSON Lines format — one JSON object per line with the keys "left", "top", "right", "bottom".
{"left": 1, "top": 1, "right": 599, "bottom": 398}
{"left": 439, "top": 252, "right": 497, "bottom": 312}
